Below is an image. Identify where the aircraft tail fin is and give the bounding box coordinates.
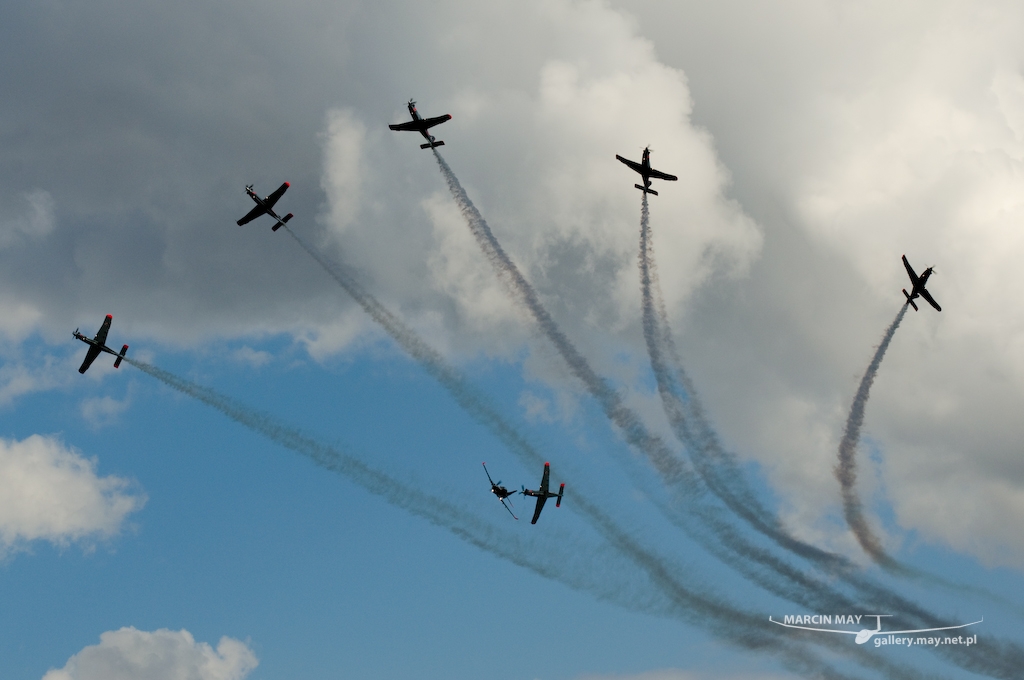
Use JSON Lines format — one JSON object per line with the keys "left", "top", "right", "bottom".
{"left": 114, "top": 345, "right": 128, "bottom": 368}
{"left": 556, "top": 483, "right": 565, "bottom": 507}
{"left": 272, "top": 213, "right": 294, "bottom": 232}
{"left": 902, "top": 289, "right": 919, "bottom": 311}
{"left": 420, "top": 141, "right": 445, "bottom": 149}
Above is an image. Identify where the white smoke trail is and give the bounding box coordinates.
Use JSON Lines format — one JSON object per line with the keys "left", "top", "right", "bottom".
{"left": 429, "top": 151, "right": 873, "bottom": 607}
{"left": 122, "top": 356, "right": 903, "bottom": 678}
{"left": 638, "top": 199, "right": 1024, "bottom": 675}
{"left": 430, "top": 153, "right": 1022, "bottom": 677}
{"left": 120, "top": 356, "right": 667, "bottom": 613}
{"left": 430, "top": 151, "right": 694, "bottom": 490}
{"left": 836, "top": 304, "right": 909, "bottom": 566}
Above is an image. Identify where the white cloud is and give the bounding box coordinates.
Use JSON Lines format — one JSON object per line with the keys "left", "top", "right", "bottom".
{"left": 615, "top": 0, "right": 1024, "bottom": 566}
{"left": 230, "top": 345, "right": 272, "bottom": 368}
{"left": 319, "top": 0, "right": 761, "bottom": 368}
{"left": 0, "top": 435, "right": 145, "bottom": 553}
{"left": 80, "top": 394, "right": 131, "bottom": 429}
{"left": 41, "top": 627, "right": 257, "bottom": 680}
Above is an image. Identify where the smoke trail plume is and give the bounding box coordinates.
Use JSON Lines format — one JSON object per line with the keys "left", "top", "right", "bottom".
{"left": 637, "top": 193, "right": 860, "bottom": 574}
{"left": 124, "top": 357, "right": 899, "bottom": 678}
{"left": 284, "top": 225, "right": 554, "bottom": 477}
{"left": 430, "top": 151, "right": 694, "bottom": 490}
{"left": 430, "top": 155, "right": 1024, "bottom": 677}
{"left": 429, "top": 151, "right": 875, "bottom": 607}
{"left": 285, "top": 219, "right": 865, "bottom": 638}
{"left": 638, "top": 192, "right": 768, "bottom": 524}
{"left": 120, "top": 356, "right": 667, "bottom": 613}
{"left": 281, "top": 221, "right": 930, "bottom": 677}
{"left": 288, "top": 210, "right": 865, "bottom": 619}
{"left": 836, "top": 304, "right": 908, "bottom": 566}
{"left": 637, "top": 198, "right": 1024, "bottom": 675}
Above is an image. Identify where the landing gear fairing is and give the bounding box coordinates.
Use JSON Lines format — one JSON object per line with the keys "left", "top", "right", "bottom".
{"left": 73, "top": 315, "right": 129, "bottom": 374}
{"left": 388, "top": 99, "right": 452, "bottom": 149}
{"left": 615, "top": 147, "right": 677, "bottom": 196}
{"left": 237, "top": 182, "right": 294, "bottom": 231}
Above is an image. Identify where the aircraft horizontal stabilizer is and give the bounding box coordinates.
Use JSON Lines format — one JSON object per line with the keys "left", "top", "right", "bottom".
{"left": 902, "top": 289, "right": 918, "bottom": 311}
{"left": 635, "top": 184, "right": 658, "bottom": 196}
{"left": 272, "top": 213, "right": 294, "bottom": 232}
{"left": 420, "top": 141, "right": 445, "bottom": 149}
{"left": 556, "top": 483, "right": 565, "bottom": 507}
{"left": 114, "top": 345, "right": 128, "bottom": 368}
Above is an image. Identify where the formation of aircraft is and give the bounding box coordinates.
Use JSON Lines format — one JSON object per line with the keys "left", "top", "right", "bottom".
{"left": 237, "top": 182, "right": 294, "bottom": 231}
{"left": 522, "top": 462, "right": 565, "bottom": 525}
{"left": 73, "top": 314, "right": 129, "bottom": 374}
{"left": 482, "top": 462, "right": 519, "bottom": 520}
{"left": 615, "top": 147, "right": 678, "bottom": 196}
{"left": 72, "top": 99, "right": 944, "bottom": 533}
{"left": 901, "top": 254, "right": 941, "bottom": 312}
{"left": 388, "top": 99, "right": 452, "bottom": 149}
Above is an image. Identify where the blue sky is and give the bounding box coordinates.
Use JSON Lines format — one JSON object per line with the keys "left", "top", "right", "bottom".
{"left": 2, "top": 1, "right": 1024, "bottom": 678}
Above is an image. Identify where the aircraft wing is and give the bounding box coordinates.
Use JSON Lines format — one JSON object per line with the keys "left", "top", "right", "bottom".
{"left": 389, "top": 120, "right": 423, "bottom": 132}
{"left": 902, "top": 255, "right": 918, "bottom": 284}
{"left": 78, "top": 346, "right": 102, "bottom": 374}
{"left": 648, "top": 168, "right": 678, "bottom": 181}
{"left": 236, "top": 204, "right": 266, "bottom": 226}
{"left": 530, "top": 495, "right": 548, "bottom": 524}
{"left": 94, "top": 316, "right": 112, "bottom": 344}
{"left": 538, "top": 463, "right": 550, "bottom": 495}
{"left": 616, "top": 155, "right": 643, "bottom": 174}
{"left": 500, "top": 498, "right": 518, "bottom": 521}
{"left": 919, "top": 288, "right": 942, "bottom": 311}
{"left": 263, "top": 182, "right": 290, "bottom": 209}
{"left": 421, "top": 114, "right": 451, "bottom": 129}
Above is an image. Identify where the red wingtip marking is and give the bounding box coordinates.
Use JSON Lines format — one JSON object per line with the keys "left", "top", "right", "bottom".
{"left": 106, "top": 314, "right": 112, "bottom": 319}
{"left": 544, "top": 462, "right": 550, "bottom": 467}
{"left": 284, "top": 182, "right": 290, "bottom": 187}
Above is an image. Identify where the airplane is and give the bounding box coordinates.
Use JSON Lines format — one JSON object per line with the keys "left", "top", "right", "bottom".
{"left": 236, "top": 182, "right": 294, "bottom": 231}
{"left": 73, "top": 314, "right": 129, "bottom": 374}
{"left": 615, "top": 147, "right": 678, "bottom": 196}
{"left": 388, "top": 99, "right": 452, "bottom": 149}
{"left": 521, "top": 462, "right": 565, "bottom": 525}
{"left": 768, "top": 614, "right": 982, "bottom": 645}
{"left": 482, "top": 462, "right": 518, "bottom": 520}
{"left": 901, "top": 254, "right": 941, "bottom": 312}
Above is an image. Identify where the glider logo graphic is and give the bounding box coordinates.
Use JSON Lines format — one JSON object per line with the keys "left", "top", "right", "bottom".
{"left": 768, "top": 614, "right": 983, "bottom": 645}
